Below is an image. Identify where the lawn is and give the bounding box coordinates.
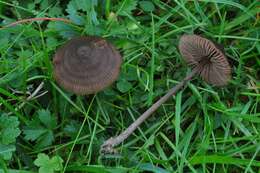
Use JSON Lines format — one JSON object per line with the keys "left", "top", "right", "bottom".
{"left": 0, "top": 0, "right": 260, "bottom": 172}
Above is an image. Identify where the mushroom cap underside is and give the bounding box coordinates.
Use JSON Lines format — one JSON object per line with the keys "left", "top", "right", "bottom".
{"left": 179, "top": 34, "right": 231, "bottom": 86}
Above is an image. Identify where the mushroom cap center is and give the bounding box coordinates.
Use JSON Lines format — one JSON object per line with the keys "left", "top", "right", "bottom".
{"left": 77, "top": 46, "right": 92, "bottom": 58}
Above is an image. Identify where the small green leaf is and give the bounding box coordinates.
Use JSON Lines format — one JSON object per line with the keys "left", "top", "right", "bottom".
{"left": 34, "top": 153, "right": 63, "bottom": 173}
{"left": 23, "top": 129, "right": 47, "bottom": 141}
{"left": 23, "top": 110, "right": 56, "bottom": 149}
{"left": 47, "top": 22, "right": 79, "bottom": 39}
{"left": 0, "top": 114, "right": 21, "bottom": 148}
{"left": 66, "top": 1, "right": 85, "bottom": 25}
{"left": 16, "top": 50, "right": 33, "bottom": 59}
{"left": 66, "top": 0, "right": 99, "bottom": 25}
{"left": 46, "top": 37, "right": 59, "bottom": 49}
{"left": 75, "top": 0, "right": 91, "bottom": 12}
{"left": 116, "top": 0, "right": 137, "bottom": 16}
{"left": 48, "top": 6, "right": 62, "bottom": 17}
{"left": 0, "top": 144, "right": 16, "bottom": 160}
{"left": 34, "top": 153, "right": 50, "bottom": 166}
{"left": 0, "top": 35, "right": 10, "bottom": 50}
{"left": 49, "top": 156, "right": 64, "bottom": 171}
{"left": 1, "top": 128, "right": 20, "bottom": 145}
{"left": 68, "top": 13, "right": 85, "bottom": 25}
{"left": 116, "top": 80, "right": 132, "bottom": 93}
{"left": 39, "top": 167, "right": 53, "bottom": 173}
{"left": 35, "top": 131, "right": 54, "bottom": 149}
{"left": 38, "top": 109, "right": 57, "bottom": 129}
{"left": 139, "top": 1, "right": 155, "bottom": 12}
{"left": 64, "top": 120, "right": 81, "bottom": 139}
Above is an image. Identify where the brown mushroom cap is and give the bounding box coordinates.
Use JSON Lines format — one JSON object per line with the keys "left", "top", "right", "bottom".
{"left": 53, "top": 36, "right": 122, "bottom": 95}
{"left": 179, "top": 34, "right": 231, "bottom": 86}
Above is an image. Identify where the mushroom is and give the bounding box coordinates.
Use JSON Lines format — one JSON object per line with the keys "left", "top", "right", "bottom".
{"left": 101, "top": 34, "right": 231, "bottom": 154}
{"left": 179, "top": 34, "right": 231, "bottom": 86}
{"left": 53, "top": 36, "right": 122, "bottom": 95}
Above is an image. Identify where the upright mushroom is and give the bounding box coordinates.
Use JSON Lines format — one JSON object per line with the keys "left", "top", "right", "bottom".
{"left": 101, "top": 34, "right": 231, "bottom": 153}
{"left": 53, "top": 36, "right": 122, "bottom": 95}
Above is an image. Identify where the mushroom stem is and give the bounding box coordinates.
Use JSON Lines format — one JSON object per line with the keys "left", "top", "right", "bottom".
{"left": 101, "top": 68, "right": 198, "bottom": 154}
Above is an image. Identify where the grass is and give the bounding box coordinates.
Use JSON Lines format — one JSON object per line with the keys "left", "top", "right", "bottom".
{"left": 0, "top": 0, "right": 260, "bottom": 172}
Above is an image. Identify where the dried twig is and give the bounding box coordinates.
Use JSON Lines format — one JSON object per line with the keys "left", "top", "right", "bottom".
{"left": 7, "top": 82, "right": 46, "bottom": 116}
{"left": 0, "top": 17, "right": 72, "bottom": 30}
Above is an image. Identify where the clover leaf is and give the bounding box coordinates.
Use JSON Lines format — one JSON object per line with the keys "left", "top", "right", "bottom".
{"left": 34, "top": 153, "right": 63, "bottom": 173}
{"left": 0, "top": 114, "right": 21, "bottom": 160}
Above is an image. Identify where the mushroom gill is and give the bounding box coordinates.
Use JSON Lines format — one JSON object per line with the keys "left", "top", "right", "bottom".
{"left": 179, "top": 34, "right": 231, "bottom": 86}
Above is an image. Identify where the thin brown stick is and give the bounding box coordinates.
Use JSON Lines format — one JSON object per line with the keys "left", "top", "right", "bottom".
{"left": 0, "top": 17, "right": 72, "bottom": 30}
{"left": 6, "top": 82, "right": 46, "bottom": 116}
{"left": 101, "top": 69, "right": 198, "bottom": 154}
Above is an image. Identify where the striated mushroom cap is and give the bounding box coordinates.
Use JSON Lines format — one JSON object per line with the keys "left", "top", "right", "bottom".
{"left": 179, "top": 34, "right": 231, "bottom": 86}
{"left": 53, "top": 36, "right": 122, "bottom": 95}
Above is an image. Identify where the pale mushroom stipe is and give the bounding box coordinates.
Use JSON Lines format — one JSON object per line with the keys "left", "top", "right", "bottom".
{"left": 53, "top": 36, "right": 122, "bottom": 95}
{"left": 101, "top": 34, "right": 231, "bottom": 154}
